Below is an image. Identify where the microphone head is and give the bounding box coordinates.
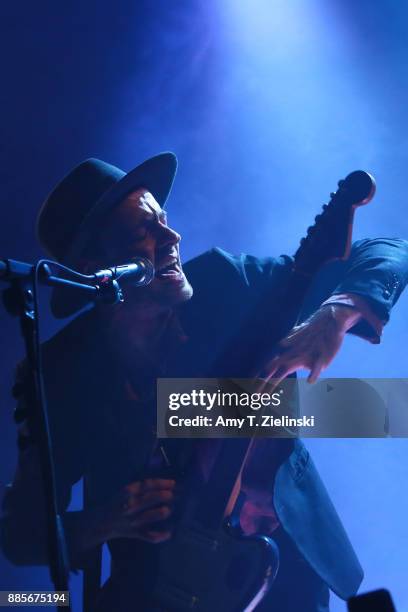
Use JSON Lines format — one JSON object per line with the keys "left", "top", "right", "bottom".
{"left": 132, "top": 257, "right": 155, "bottom": 286}
{"left": 92, "top": 257, "right": 155, "bottom": 287}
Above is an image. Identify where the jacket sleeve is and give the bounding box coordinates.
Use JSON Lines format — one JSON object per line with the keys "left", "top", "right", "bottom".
{"left": 299, "top": 238, "right": 408, "bottom": 342}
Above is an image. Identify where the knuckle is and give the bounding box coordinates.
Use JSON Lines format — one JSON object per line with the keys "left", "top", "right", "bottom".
{"left": 125, "top": 482, "right": 141, "bottom": 495}
{"left": 158, "top": 506, "right": 170, "bottom": 518}
{"left": 147, "top": 531, "right": 171, "bottom": 543}
{"left": 162, "top": 479, "right": 176, "bottom": 490}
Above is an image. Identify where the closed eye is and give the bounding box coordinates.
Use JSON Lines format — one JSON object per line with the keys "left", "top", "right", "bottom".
{"left": 125, "top": 209, "right": 167, "bottom": 245}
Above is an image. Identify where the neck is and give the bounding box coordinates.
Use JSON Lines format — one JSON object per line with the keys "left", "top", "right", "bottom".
{"left": 98, "top": 300, "right": 183, "bottom": 371}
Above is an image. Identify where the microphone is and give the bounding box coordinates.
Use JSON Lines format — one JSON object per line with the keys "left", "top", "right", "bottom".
{"left": 91, "top": 257, "right": 155, "bottom": 287}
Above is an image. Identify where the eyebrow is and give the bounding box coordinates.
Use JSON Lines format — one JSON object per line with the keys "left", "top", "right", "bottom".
{"left": 144, "top": 206, "right": 167, "bottom": 223}
{"left": 124, "top": 207, "right": 166, "bottom": 235}
{"left": 156, "top": 208, "right": 167, "bottom": 221}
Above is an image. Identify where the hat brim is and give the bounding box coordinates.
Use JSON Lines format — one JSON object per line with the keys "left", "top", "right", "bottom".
{"left": 51, "top": 152, "right": 177, "bottom": 318}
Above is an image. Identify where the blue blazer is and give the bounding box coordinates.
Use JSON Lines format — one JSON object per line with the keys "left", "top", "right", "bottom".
{"left": 175, "top": 238, "right": 408, "bottom": 599}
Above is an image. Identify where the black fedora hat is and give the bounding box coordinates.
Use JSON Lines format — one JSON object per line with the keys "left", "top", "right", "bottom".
{"left": 37, "top": 152, "right": 177, "bottom": 318}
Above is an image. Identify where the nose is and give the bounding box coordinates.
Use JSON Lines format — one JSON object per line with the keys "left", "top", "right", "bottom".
{"left": 158, "top": 224, "right": 181, "bottom": 248}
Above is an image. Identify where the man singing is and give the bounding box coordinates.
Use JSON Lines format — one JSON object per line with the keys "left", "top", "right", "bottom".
{"left": 1, "top": 152, "right": 407, "bottom": 611}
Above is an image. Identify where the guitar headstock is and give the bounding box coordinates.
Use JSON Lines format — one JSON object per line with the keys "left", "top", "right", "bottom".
{"left": 293, "top": 170, "right": 376, "bottom": 276}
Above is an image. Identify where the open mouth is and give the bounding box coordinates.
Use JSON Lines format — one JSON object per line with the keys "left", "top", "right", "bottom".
{"left": 155, "top": 259, "right": 183, "bottom": 280}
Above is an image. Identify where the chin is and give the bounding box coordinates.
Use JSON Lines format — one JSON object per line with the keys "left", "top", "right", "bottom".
{"left": 158, "top": 276, "right": 193, "bottom": 306}
{"left": 123, "top": 273, "right": 193, "bottom": 309}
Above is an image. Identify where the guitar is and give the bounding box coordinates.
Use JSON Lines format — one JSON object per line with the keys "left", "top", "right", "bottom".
{"left": 130, "top": 171, "right": 376, "bottom": 611}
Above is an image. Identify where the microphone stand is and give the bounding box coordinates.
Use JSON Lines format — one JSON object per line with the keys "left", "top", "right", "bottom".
{"left": 0, "top": 259, "right": 125, "bottom": 612}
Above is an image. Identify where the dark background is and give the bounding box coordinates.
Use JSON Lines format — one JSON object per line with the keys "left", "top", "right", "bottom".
{"left": 1, "top": 1, "right": 408, "bottom": 609}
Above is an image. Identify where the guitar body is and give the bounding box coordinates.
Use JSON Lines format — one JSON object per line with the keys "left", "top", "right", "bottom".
{"left": 150, "top": 520, "right": 279, "bottom": 611}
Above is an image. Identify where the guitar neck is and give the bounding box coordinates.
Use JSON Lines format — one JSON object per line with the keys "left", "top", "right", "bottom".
{"left": 187, "top": 170, "right": 376, "bottom": 533}
{"left": 189, "top": 271, "right": 315, "bottom": 532}
{"left": 209, "top": 266, "right": 312, "bottom": 379}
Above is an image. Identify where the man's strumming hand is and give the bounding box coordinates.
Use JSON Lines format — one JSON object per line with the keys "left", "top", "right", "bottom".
{"left": 261, "top": 304, "right": 362, "bottom": 385}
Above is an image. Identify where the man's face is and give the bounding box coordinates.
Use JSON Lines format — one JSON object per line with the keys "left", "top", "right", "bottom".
{"left": 87, "top": 187, "right": 193, "bottom": 308}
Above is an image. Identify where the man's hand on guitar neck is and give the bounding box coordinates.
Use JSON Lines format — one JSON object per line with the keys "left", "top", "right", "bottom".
{"left": 261, "top": 303, "right": 363, "bottom": 387}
